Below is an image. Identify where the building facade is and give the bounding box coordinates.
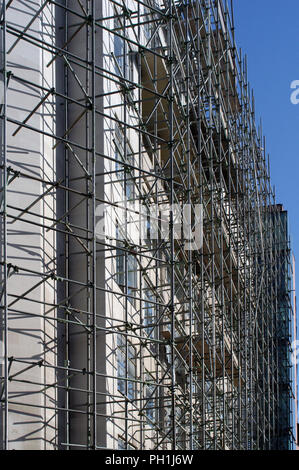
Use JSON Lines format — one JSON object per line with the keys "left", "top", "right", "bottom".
{"left": 0, "top": 0, "right": 295, "bottom": 450}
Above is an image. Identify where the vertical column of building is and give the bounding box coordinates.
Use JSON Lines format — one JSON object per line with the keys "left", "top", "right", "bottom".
{"left": 57, "top": 0, "right": 105, "bottom": 449}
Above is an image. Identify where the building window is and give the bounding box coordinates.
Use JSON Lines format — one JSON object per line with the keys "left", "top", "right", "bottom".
{"left": 145, "top": 374, "right": 156, "bottom": 425}
{"left": 144, "top": 10, "right": 154, "bottom": 48}
{"left": 118, "top": 437, "right": 126, "bottom": 450}
{"left": 113, "top": 15, "right": 134, "bottom": 81}
{"left": 114, "top": 16, "right": 125, "bottom": 77}
{"left": 116, "top": 222, "right": 125, "bottom": 288}
{"left": 127, "top": 254, "right": 137, "bottom": 302}
{"left": 117, "top": 334, "right": 136, "bottom": 400}
{"left": 118, "top": 437, "right": 135, "bottom": 450}
{"left": 114, "top": 124, "right": 135, "bottom": 203}
{"left": 115, "top": 222, "right": 138, "bottom": 305}
{"left": 114, "top": 124, "right": 125, "bottom": 192}
{"left": 143, "top": 285, "right": 157, "bottom": 351}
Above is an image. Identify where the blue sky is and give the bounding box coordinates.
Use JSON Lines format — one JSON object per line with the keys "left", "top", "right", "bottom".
{"left": 233, "top": 0, "right": 299, "bottom": 426}
{"left": 233, "top": 0, "right": 299, "bottom": 292}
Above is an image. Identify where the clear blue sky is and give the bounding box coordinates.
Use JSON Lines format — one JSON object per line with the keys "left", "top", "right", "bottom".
{"left": 233, "top": 0, "right": 299, "bottom": 291}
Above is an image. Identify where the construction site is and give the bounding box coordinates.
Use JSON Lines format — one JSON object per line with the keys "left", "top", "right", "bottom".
{"left": 0, "top": 0, "right": 296, "bottom": 450}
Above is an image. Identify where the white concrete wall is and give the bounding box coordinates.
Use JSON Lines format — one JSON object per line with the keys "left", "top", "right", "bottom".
{"left": 2, "top": 0, "right": 57, "bottom": 449}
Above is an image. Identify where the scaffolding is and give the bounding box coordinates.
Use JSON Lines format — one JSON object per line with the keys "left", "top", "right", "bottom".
{"left": 0, "top": 0, "right": 295, "bottom": 450}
